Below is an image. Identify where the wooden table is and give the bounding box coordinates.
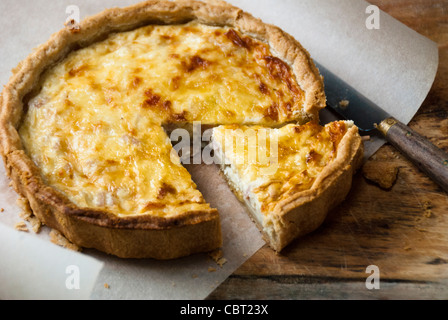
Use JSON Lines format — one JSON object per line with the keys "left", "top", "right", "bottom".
{"left": 208, "top": 0, "right": 448, "bottom": 300}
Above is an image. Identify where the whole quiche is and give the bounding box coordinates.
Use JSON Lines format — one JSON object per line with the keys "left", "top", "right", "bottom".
{"left": 0, "top": 0, "right": 362, "bottom": 259}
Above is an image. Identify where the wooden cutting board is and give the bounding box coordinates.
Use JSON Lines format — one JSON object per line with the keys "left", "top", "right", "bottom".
{"left": 209, "top": 0, "right": 448, "bottom": 300}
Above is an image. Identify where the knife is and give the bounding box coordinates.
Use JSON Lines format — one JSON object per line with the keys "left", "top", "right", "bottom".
{"left": 315, "top": 62, "right": 448, "bottom": 193}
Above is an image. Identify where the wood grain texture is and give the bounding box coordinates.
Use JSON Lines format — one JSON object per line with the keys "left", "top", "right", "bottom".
{"left": 384, "top": 119, "right": 448, "bottom": 193}
{"left": 208, "top": 0, "right": 448, "bottom": 300}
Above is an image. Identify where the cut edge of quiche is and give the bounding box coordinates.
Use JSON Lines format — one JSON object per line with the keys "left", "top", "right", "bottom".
{"left": 0, "top": 0, "right": 353, "bottom": 259}
{"left": 211, "top": 121, "right": 364, "bottom": 251}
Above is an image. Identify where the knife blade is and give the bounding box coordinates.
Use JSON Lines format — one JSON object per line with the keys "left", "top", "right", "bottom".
{"left": 315, "top": 62, "right": 448, "bottom": 193}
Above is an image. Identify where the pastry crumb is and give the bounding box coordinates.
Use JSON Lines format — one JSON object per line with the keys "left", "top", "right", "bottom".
{"left": 19, "top": 210, "right": 31, "bottom": 220}
{"left": 104, "top": 283, "right": 110, "bottom": 289}
{"left": 216, "top": 257, "right": 227, "bottom": 268}
{"left": 29, "top": 216, "right": 42, "bottom": 233}
{"left": 16, "top": 197, "right": 42, "bottom": 233}
{"left": 49, "top": 229, "right": 81, "bottom": 252}
{"left": 338, "top": 100, "right": 350, "bottom": 109}
{"left": 422, "top": 201, "right": 433, "bottom": 218}
{"left": 192, "top": 274, "right": 198, "bottom": 279}
{"left": 14, "top": 221, "right": 29, "bottom": 232}
{"left": 208, "top": 267, "right": 217, "bottom": 273}
{"left": 208, "top": 248, "right": 223, "bottom": 261}
{"left": 17, "top": 197, "right": 32, "bottom": 217}
{"left": 362, "top": 161, "right": 399, "bottom": 189}
{"left": 1, "top": 208, "right": 4, "bottom": 212}
{"left": 361, "top": 136, "right": 371, "bottom": 141}
{"left": 208, "top": 249, "right": 227, "bottom": 267}
{"left": 64, "top": 19, "right": 81, "bottom": 33}
{"left": 18, "top": 210, "right": 32, "bottom": 221}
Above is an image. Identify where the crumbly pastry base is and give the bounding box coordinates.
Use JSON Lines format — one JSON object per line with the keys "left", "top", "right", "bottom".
{"left": 0, "top": 0, "right": 326, "bottom": 259}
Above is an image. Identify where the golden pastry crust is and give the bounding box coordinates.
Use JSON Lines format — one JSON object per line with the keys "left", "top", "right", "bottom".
{"left": 0, "top": 0, "right": 326, "bottom": 259}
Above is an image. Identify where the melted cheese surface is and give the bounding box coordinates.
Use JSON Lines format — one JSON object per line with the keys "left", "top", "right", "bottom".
{"left": 19, "top": 22, "right": 308, "bottom": 217}
{"left": 212, "top": 121, "right": 349, "bottom": 215}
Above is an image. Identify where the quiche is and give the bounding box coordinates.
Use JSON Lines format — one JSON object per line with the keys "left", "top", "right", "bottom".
{"left": 0, "top": 0, "right": 361, "bottom": 259}
{"left": 212, "top": 121, "right": 363, "bottom": 251}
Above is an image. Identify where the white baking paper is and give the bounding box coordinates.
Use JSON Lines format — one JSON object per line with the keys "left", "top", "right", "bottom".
{"left": 0, "top": 223, "right": 104, "bottom": 300}
{"left": 0, "top": 0, "right": 439, "bottom": 300}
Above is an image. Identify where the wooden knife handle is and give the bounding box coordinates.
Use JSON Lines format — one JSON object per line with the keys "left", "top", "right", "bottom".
{"left": 377, "top": 117, "right": 448, "bottom": 193}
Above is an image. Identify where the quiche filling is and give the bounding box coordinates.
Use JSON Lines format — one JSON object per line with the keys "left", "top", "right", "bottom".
{"left": 19, "top": 22, "right": 309, "bottom": 217}
{"left": 211, "top": 121, "right": 351, "bottom": 225}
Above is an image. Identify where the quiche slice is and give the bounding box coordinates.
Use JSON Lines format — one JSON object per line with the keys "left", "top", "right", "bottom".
{"left": 0, "top": 0, "right": 327, "bottom": 259}
{"left": 211, "top": 121, "right": 364, "bottom": 251}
